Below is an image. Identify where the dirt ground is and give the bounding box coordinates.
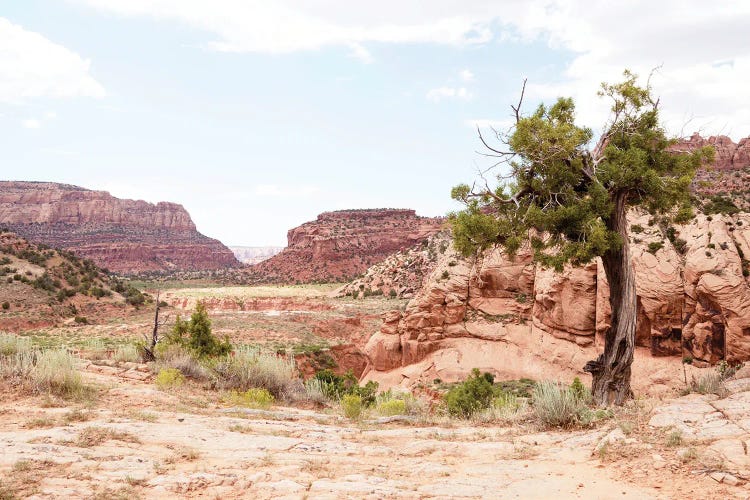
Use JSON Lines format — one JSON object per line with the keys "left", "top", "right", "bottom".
{"left": 3, "top": 285, "right": 750, "bottom": 499}
{"left": 1, "top": 361, "right": 750, "bottom": 500}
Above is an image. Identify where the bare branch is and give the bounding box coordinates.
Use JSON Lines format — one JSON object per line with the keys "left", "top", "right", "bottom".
{"left": 511, "top": 78, "right": 527, "bottom": 123}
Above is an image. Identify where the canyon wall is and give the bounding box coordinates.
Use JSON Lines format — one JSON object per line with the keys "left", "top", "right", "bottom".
{"left": 363, "top": 211, "right": 750, "bottom": 388}
{"left": 246, "top": 209, "right": 444, "bottom": 283}
{"left": 0, "top": 181, "right": 239, "bottom": 274}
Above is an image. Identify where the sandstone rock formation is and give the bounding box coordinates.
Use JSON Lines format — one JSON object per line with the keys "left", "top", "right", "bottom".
{"left": 362, "top": 211, "right": 750, "bottom": 388}
{"left": 676, "top": 133, "right": 750, "bottom": 207}
{"left": 245, "top": 209, "right": 444, "bottom": 283}
{"left": 336, "top": 231, "right": 451, "bottom": 299}
{"left": 0, "top": 182, "right": 239, "bottom": 274}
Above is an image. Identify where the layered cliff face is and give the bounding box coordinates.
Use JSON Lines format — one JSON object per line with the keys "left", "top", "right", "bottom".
{"left": 246, "top": 209, "right": 444, "bottom": 283}
{"left": 677, "top": 134, "right": 750, "bottom": 208}
{"left": 362, "top": 211, "right": 750, "bottom": 388}
{"left": 0, "top": 182, "right": 239, "bottom": 274}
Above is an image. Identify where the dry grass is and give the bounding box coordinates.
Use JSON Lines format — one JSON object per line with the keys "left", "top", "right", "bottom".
{"left": 73, "top": 427, "right": 141, "bottom": 447}
{"left": 213, "top": 347, "right": 297, "bottom": 398}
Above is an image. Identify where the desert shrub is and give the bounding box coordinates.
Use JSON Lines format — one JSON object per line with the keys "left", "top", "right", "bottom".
{"left": 647, "top": 241, "right": 664, "bottom": 254}
{"left": 155, "top": 344, "right": 211, "bottom": 381}
{"left": 441, "top": 270, "right": 450, "bottom": 280}
{"left": 83, "top": 339, "right": 108, "bottom": 361}
{"left": 704, "top": 195, "right": 740, "bottom": 215}
{"left": 1, "top": 302, "right": 8, "bottom": 310}
{"left": 124, "top": 286, "right": 145, "bottom": 306}
{"left": 690, "top": 371, "right": 726, "bottom": 396}
{"left": 113, "top": 344, "right": 140, "bottom": 363}
{"left": 74, "top": 316, "right": 88, "bottom": 325}
{"left": 33, "top": 350, "right": 83, "bottom": 397}
{"left": 630, "top": 224, "right": 644, "bottom": 233}
{"left": 375, "top": 398, "right": 407, "bottom": 416}
{"left": 226, "top": 388, "right": 275, "bottom": 409}
{"left": 341, "top": 394, "right": 363, "bottom": 419}
{"left": 168, "top": 303, "right": 231, "bottom": 358}
{"left": 473, "top": 391, "right": 529, "bottom": 424}
{"left": 0, "top": 334, "right": 31, "bottom": 357}
{"left": 532, "top": 380, "right": 592, "bottom": 428}
{"left": 155, "top": 368, "right": 185, "bottom": 389}
{"left": 389, "top": 289, "right": 397, "bottom": 298}
{"left": 717, "top": 360, "right": 743, "bottom": 380}
{"left": 213, "top": 347, "right": 296, "bottom": 398}
{"left": 666, "top": 429, "right": 683, "bottom": 447}
{"left": 444, "top": 369, "right": 496, "bottom": 418}
{"left": 313, "top": 369, "right": 378, "bottom": 405}
{"left": 673, "top": 238, "right": 687, "bottom": 254}
{"left": 302, "top": 377, "right": 329, "bottom": 404}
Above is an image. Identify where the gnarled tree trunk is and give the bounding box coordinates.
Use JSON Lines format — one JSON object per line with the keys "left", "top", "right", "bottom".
{"left": 584, "top": 193, "right": 637, "bottom": 405}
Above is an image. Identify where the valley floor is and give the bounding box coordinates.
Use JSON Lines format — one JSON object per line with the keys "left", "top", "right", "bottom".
{"left": 1, "top": 363, "right": 748, "bottom": 499}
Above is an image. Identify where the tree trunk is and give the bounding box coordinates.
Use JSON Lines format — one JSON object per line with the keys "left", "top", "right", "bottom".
{"left": 584, "top": 193, "right": 637, "bottom": 405}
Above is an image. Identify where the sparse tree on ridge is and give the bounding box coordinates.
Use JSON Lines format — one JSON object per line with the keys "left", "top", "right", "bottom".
{"left": 450, "top": 70, "right": 712, "bottom": 405}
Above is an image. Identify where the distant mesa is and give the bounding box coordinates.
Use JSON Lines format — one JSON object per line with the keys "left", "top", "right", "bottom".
{"left": 245, "top": 208, "right": 445, "bottom": 283}
{"left": 0, "top": 181, "right": 239, "bottom": 274}
{"left": 230, "top": 246, "right": 283, "bottom": 265}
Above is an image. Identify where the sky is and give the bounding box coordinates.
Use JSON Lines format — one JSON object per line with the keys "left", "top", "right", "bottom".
{"left": 2, "top": 1, "right": 750, "bottom": 247}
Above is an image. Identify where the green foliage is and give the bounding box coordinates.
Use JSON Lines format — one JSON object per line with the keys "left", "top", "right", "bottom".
{"left": 450, "top": 70, "right": 708, "bottom": 271}
{"left": 1, "top": 302, "right": 8, "bottom": 310}
{"left": 341, "top": 394, "right": 363, "bottom": 419}
{"left": 630, "top": 224, "right": 644, "bottom": 233}
{"left": 168, "top": 303, "right": 232, "bottom": 358}
{"left": 313, "top": 369, "right": 379, "bottom": 405}
{"left": 155, "top": 368, "right": 184, "bottom": 389}
{"left": 375, "top": 398, "right": 407, "bottom": 416}
{"left": 444, "top": 368, "right": 496, "bottom": 418}
{"left": 647, "top": 241, "right": 664, "bottom": 254}
{"left": 226, "top": 388, "right": 275, "bottom": 409}
{"left": 703, "top": 194, "right": 740, "bottom": 215}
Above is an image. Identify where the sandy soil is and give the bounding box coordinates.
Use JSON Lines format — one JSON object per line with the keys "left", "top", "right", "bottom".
{"left": 1, "top": 364, "right": 747, "bottom": 500}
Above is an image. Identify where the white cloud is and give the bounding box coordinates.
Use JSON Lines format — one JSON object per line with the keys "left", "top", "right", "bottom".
{"left": 426, "top": 87, "right": 472, "bottom": 102}
{"left": 348, "top": 43, "right": 373, "bottom": 64}
{"left": 74, "top": 1, "right": 750, "bottom": 137}
{"left": 75, "top": 0, "right": 503, "bottom": 54}
{"left": 0, "top": 17, "right": 105, "bottom": 103}
{"left": 460, "top": 69, "right": 474, "bottom": 82}
{"left": 22, "top": 118, "right": 40, "bottom": 129}
{"left": 254, "top": 184, "right": 320, "bottom": 198}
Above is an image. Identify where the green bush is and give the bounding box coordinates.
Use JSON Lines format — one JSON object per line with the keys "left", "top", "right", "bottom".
{"left": 1, "top": 302, "right": 8, "bottom": 310}
{"left": 155, "top": 368, "right": 185, "bottom": 389}
{"left": 647, "top": 241, "right": 664, "bottom": 254}
{"left": 226, "top": 388, "right": 275, "bottom": 409}
{"left": 444, "top": 368, "right": 495, "bottom": 418}
{"left": 341, "top": 394, "right": 363, "bottom": 419}
{"left": 375, "top": 398, "right": 407, "bottom": 416}
{"left": 313, "top": 369, "right": 378, "bottom": 405}
{"left": 168, "top": 302, "right": 231, "bottom": 358}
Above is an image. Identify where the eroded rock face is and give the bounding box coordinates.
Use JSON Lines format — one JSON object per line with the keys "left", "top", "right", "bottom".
{"left": 363, "top": 211, "right": 750, "bottom": 385}
{"left": 247, "top": 209, "right": 444, "bottom": 283}
{"left": 0, "top": 182, "right": 239, "bottom": 274}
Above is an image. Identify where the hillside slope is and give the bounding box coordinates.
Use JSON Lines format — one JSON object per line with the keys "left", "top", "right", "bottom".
{"left": 0, "top": 181, "right": 239, "bottom": 274}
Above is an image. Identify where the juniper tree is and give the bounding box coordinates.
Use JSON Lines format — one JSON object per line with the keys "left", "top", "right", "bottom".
{"left": 450, "top": 71, "right": 711, "bottom": 405}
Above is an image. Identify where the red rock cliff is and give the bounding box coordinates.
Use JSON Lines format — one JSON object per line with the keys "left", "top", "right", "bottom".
{"left": 246, "top": 209, "right": 444, "bottom": 283}
{"left": 0, "top": 181, "right": 239, "bottom": 273}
